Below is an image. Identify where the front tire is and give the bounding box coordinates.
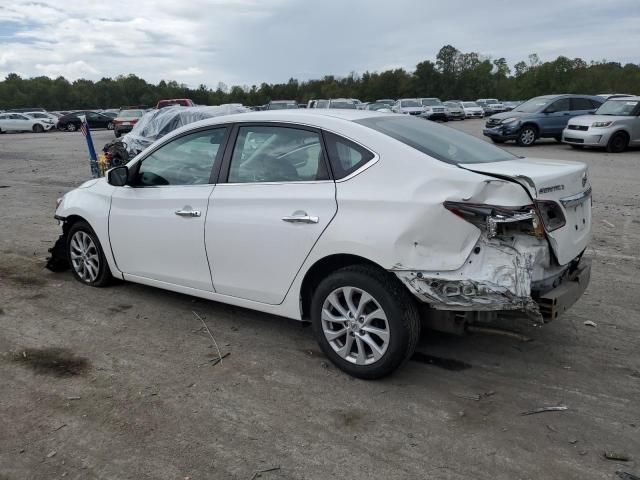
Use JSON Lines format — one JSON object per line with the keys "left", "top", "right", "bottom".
{"left": 516, "top": 125, "right": 537, "bottom": 146}
{"left": 107, "top": 122, "right": 114, "bottom": 130}
{"left": 66, "top": 123, "right": 77, "bottom": 132}
{"left": 67, "top": 221, "right": 112, "bottom": 287}
{"left": 606, "top": 132, "right": 628, "bottom": 153}
{"left": 311, "top": 265, "right": 420, "bottom": 379}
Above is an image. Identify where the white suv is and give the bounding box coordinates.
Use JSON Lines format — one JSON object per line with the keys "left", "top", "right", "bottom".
{"left": 51, "top": 110, "right": 592, "bottom": 378}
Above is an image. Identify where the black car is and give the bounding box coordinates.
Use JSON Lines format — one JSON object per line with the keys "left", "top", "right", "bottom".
{"left": 56, "top": 111, "right": 115, "bottom": 132}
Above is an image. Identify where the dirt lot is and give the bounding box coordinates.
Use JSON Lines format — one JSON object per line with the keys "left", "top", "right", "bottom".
{"left": 1, "top": 122, "right": 639, "bottom": 480}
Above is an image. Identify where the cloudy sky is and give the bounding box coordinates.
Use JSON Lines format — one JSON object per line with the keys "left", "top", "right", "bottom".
{"left": 0, "top": 0, "right": 638, "bottom": 87}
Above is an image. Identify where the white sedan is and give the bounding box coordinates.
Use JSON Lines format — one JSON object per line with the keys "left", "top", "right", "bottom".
{"left": 52, "top": 110, "right": 592, "bottom": 378}
{"left": 0, "top": 112, "right": 55, "bottom": 133}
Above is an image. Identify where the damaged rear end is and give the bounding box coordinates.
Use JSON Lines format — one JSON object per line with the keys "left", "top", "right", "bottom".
{"left": 395, "top": 157, "right": 592, "bottom": 323}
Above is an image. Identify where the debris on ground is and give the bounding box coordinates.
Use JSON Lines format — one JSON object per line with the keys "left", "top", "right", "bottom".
{"left": 466, "top": 325, "right": 532, "bottom": 342}
{"left": 193, "top": 311, "right": 224, "bottom": 366}
{"left": 584, "top": 320, "right": 597, "bottom": 327}
{"left": 249, "top": 466, "right": 281, "bottom": 479}
{"left": 602, "top": 220, "right": 616, "bottom": 228}
{"left": 46, "top": 451, "right": 57, "bottom": 458}
{"left": 616, "top": 471, "right": 640, "bottom": 480}
{"left": 604, "top": 452, "right": 630, "bottom": 461}
{"left": 520, "top": 405, "right": 568, "bottom": 416}
{"left": 454, "top": 392, "right": 481, "bottom": 401}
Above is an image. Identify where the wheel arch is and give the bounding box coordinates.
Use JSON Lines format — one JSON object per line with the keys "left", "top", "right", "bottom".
{"left": 520, "top": 122, "right": 540, "bottom": 136}
{"left": 299, "top": 253, "right": 390, "bottom": 320}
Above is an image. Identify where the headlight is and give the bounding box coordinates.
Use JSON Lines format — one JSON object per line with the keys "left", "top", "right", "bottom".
{"left": 500, "top": 117, "right": 519, "bottom": 124}
{"left": 592, "top": 121, "right": 612, "bottom": 127}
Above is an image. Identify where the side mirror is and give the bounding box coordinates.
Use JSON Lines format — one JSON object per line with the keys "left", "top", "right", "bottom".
{"left": 107, "top": 165, "right": 128, "bottom": 186}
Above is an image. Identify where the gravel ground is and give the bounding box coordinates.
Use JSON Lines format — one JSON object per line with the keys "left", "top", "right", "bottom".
{"left": 1, "top": 121, "right": 639, "bottom": 480}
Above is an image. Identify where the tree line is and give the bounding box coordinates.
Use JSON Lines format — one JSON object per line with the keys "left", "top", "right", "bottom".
{"left": 1, "top": 45, "right": 638, "bottom": 110}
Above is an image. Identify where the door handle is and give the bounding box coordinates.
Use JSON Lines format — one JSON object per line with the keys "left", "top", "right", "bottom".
{"left": 175, "top": 209, "right": 201, "bottom": 217}
{"left": 282, "top": 213, "right": 319, "bottom": 224}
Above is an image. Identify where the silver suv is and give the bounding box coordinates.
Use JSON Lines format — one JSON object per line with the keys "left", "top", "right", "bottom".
{"left": 562, "top": 96, "right": 640, "bottom": 153}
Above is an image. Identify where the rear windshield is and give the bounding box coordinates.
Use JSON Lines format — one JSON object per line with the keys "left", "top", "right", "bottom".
{"left": 355, "top": 116, "right": 516, "bottom": 165}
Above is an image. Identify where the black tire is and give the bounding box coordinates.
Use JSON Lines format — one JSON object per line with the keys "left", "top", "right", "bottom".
{"left": 311, "top": 265, "right": 420, "bottom": 379}
{"left": 606, "top": 131, "right": 628, "bottom": 153}
{"left": 32, "top": 124, "right": 44, "bottom": 133}
{"left": 114, "top": 130, "right": 121, "bottom": 138}
{"left": 553, "top": 135, "right": 562, "bottom": 143}
{"left": 66, "top": 220, "right": 112, "bottom": 287}
{"left": 516, "top": 125, "right": 537, "bottom": 146}
{"left": 107, "top": 122, "right": 114, "bottom": 130}
{"left": 570, "top": 144, "right": 584, "bottom": 149}
{"left": 66, "top": 123, "right": 77, "bottom": 132}
{"left": 491, "top": 138, "right": 505, "bottom": 144}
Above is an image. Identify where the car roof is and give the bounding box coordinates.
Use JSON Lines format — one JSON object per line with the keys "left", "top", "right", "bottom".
{"left": 604, "top": 95, "right": 640, "bottom": 101}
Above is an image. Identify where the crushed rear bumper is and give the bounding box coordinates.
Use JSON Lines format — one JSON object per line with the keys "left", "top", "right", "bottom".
{"left": 535, "top": 257, "right": 591, "bottom": 321}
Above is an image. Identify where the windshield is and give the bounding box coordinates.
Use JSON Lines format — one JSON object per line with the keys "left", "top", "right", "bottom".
{"left": 329, "top": 101, "right": 356, "bottom": 109}
{"left": 596, "top": 99, "right": 639, "bottom": 116}
{"left": 356, "top": 116, "right": 516, "bottom": 165}
{"left": 366, "top": 103, "right": 388, "bottom": 110}
{"left": 315, "top": 100, "right": 329, "bottom": 108}
{"left": 401, "top": 100, "right": 421, "bottom": 108}
{"left": 514, "top": 96, "right": 554, "bottom": 113}
{"left": 120, "top": 109, "right": 144, "bottom": 118}
{"left": 462, "top": 102, "right": 478, "bottom": 108}
{"left": 444, "top": 102, "right": 459, "bottom": 108}
{"left": 487, "top": 99, "right": 499, "bottom": 104}
{"left": 421, "top": 98, "right": 442, "bottom": 106}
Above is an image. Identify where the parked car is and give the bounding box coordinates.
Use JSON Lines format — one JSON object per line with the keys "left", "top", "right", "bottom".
{"left": 113, "top": 109, "right": 145, "bottom": 137}
{"left": 597, "top": 94, "right": 634, "bottom": 100}
{"left": 562, "top": 96, "right": 640, "bottom": 153}
{"left": 365, "top": 102, "right": 393, "bottom": 112}
{"left": 24, "top": 111, "right": 60, "bottom": 123}
{"left": 156, "top": 98, "right": 195, "bottom": 109}
{"left": 267, "top": 100, "right": 298, "bottom": 110}
{"left": 350, "top": 99, "right": 364, "bottom": 109}
{"left": 418, "top": 98, "right": 448, "bottom": 121}
{"left": 483, "top": 94, "right": 604, "bottom": 146}
{"left": 0, "top": 112, "right": 55, "bottom": 133}
{"left": 392, "top": 99, "right": 425, "bottom": 115}
{"left": 52, "top": 110, "right": 592, "bottom": 379}
{"left": 476, "top": 99, "right": 506, "bottom": 116}
{"left": 460, "top": 101, "right": 484, "bottom": 118}
{"left": 56, "top": 111, "right": 116, "bottom": 132}
{"left": 318, "top": 99, "right": 358, "bottom": 109}
{"left": 443, "top": 101, "right": 465, "bottom": 120}
{"left": 376, "top": 99, "right": 396, "bottom": 107}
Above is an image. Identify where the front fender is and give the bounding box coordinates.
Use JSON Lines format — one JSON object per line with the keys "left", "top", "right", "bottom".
{"left": 55, "top": 179, "right": 122, "bottom": 278}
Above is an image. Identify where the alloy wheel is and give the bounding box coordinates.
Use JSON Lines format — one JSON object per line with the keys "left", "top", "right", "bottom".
{"left": 67, "top": 123, "right": 77, "bottom": 132}
{"left": 69, "top": 231, "right": 100, "bottom": 283}
{"left": 321, "top": 286, "right": 390, "bottom": 365}
{"left": 519, "top": 128, "right": 536, "bottom": 145}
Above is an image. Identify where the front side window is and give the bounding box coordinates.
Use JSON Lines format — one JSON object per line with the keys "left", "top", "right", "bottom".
{"left": 545, "top": 98, "right": 570, "bottom": 113}
{"left": 133, "top": 127, "right": 228, "bottom": 186}
{"left": 324, "top": 132, "right": 375, "bottom": 179}
{"left": 228, "top": 126, "right": 328, "bottom": 183}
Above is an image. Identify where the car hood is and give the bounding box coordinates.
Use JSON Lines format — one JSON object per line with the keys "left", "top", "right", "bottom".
{"left": 460, "top": 157, "right": 591, "bottom": 265}
{"left": 567, "top": 114, "right": 629, "bottom": 126}
{"left": 489, "top": 111, "right": 528, "bottom": 121}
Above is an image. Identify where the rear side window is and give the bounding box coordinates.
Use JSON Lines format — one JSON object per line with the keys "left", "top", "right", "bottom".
{"left": 546, "top": 98, "right": 570, "bottom": 112}
{"left": 323, "top": 132, "right": 374, "bottom": 179}
{"left": 571, "top": 98, "right": 595, "bottom": 110}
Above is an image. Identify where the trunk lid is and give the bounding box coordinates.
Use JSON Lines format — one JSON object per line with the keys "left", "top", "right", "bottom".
{"left": 460, "top": 158, "right": 592, "bottom": 265}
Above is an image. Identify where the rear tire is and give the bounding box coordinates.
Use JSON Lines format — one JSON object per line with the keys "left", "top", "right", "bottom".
{"left": 66, "top": 123, "right": 77, "bottom": 132}
{"left": 516, "top": 125, "right": 537, "bottom": 146}
{"left": 32, "top": 124, "right": 44, "bottom": 133}
{"left": 66, "top": 221, "right": 112, "bottom": 287}
{"left": 311, "top": 265, "right": 420, "bottom": 379}
{"left": 606, "top": 132, "right": 628, "bottom": 153}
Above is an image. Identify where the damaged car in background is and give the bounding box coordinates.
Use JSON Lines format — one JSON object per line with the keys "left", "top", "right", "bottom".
{"left": 49, "top": 110, "right": 592, "bottom": 379}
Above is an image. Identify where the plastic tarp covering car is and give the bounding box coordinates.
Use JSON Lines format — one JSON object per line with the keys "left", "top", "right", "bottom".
{"left": 122, "top": 105, "right": 250, "bottom": 155}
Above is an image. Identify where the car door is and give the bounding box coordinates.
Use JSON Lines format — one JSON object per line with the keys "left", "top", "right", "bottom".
{"left": 85, "top": 112, "right": 103, "bottom": 128}
{"left": 205, "top": 123, "right": 337, "bottom": 304}
{"left": 540, "top": 98, "right": 571, "bottom": 135}
{"left": 12, "top": 114, "right": 32, "bottom": 132}
{"left": 109, "top": 126, "right": 230, "bottom": 291}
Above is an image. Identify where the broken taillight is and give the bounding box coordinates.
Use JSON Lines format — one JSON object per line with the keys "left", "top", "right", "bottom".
{"left": 535, "top": 200, "right": 566, "bottom": 232}
{"left": 443, "top": 201, "right": 544, "bottom": 238}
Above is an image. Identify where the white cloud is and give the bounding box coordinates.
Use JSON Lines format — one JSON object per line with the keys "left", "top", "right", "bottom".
{"left": 0, "top": 0, "right": 638, "bottom": 87}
